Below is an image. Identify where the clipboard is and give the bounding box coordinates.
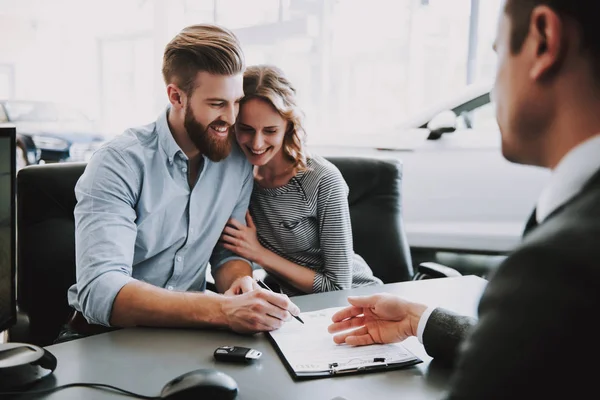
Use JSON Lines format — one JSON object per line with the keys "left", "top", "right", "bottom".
{"left": 266, "top": 307, "right": 422, "bottom": 380}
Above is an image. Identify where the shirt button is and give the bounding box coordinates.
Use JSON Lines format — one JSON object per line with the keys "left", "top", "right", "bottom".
{"left": 176, "top": 256, "right": 182, "bottom": 262}
{"left": 190, "top": 228, "right": 194, "bottom": 233}
{"left": 182, "top": 167, "right": 188, "bottom": 173}
{"left": 167, "top": 286, "right": 174, "bottom": 291}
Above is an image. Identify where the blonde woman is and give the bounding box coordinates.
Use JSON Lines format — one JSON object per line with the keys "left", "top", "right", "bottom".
{"left": 220, "top": 65, "right": 382, "bottom": 296}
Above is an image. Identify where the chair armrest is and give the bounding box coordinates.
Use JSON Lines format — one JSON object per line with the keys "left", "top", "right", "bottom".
{"left": 413, "top": 262, "right": 463, "bottom": 280}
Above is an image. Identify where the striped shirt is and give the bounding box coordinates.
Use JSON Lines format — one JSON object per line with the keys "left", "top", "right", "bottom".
{"left": 250, "top": 155, "right": 382, "bottom": 296}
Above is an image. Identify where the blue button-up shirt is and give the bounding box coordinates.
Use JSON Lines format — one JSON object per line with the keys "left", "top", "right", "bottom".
{"left": 67, "top": 107, "right": 253, "bottom": 326}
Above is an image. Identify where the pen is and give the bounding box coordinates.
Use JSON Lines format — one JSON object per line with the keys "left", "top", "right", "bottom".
{"left": 256, "top": 279, "right": 304, "bottom": 324}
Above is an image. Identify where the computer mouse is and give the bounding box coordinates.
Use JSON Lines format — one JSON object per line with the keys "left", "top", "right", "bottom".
{"left": 160, "top": 368, "right": 238, "bottom": 400}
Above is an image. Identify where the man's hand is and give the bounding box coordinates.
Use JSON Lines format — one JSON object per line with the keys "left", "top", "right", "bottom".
{"left": 221, "top": 288, "right": 301, "bottom": 333}
{"left": 327, "top": 294, "right": 427, "bottom": 346}
{"left": 220, "top": 212, "right": 267, "bottom": 264}
{"left": 224, "top": 275, "right": 259, "bottom": 296}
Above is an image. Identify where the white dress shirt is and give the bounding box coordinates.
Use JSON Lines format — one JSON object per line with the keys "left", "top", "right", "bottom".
{"left": 417, "top": 133, "right": 600, "bottom": 343}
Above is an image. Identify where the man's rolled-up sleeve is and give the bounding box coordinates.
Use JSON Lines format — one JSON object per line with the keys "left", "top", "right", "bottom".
{"left": 74, "top": 147, "right": 139, "bottom": 326}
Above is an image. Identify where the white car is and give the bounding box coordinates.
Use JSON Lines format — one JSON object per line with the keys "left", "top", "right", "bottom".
{"left": 310, "top": 82, "right": 551, "bottom": 256}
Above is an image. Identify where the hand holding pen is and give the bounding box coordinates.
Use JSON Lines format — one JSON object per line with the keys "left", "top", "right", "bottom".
{"left": 257, "top": 279, "right": 304, "bottom": 324}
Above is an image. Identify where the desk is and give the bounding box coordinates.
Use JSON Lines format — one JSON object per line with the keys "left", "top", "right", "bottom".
{"left": 28, "top": 276, "right": 486, "bottom": 400}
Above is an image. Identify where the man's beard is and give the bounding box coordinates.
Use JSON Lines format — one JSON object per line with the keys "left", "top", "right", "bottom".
{"left": 184, "top": 105, "right": 232, "bottom": 162}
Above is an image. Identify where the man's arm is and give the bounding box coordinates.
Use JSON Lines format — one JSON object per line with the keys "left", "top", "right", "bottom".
{"left": 421, "top": 308, "right": 476, "bottom": 364}
{"left": 328, "top": 294, "right": 475, "bottom": 361}
{"left": 111, "top": 277, "right": 299, "bottom": 332}
{"left": 74, "top": 146, "right": 138, "bottom": 326}
{"left": 211, "top": 162, "right": 255, "bottom": 293}
{"left": 110, "top": 281, "right": 227, "bottom": 327}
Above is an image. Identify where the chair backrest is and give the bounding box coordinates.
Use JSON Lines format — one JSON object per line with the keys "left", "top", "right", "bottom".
{"left": 17, "top": 162, "right": 86, "bottom": 346}
{"left": 325, "top": 157, "right": 413, "bottom": 283}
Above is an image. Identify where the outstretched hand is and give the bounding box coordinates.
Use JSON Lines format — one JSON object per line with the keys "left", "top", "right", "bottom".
{"left": 327, "top": 294, "right": 427, "bottom": 346}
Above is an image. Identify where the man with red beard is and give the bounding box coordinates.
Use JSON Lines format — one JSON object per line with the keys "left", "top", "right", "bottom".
{"left": 59, "top": 24, "right": 300, "bottom": 342}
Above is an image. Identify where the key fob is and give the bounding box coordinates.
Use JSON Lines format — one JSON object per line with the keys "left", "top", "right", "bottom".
{"left": 214, "top": 346, "right": 262, "bottom": 363}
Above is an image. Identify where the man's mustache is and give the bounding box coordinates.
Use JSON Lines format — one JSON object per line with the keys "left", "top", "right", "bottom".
{"left": 209, "top": 120, "right": 230, "bottom": 128}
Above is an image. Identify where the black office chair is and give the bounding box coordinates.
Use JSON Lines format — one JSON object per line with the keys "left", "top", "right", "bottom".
{"left": 13, "top": 162, "right": 85, "bottom": 346}
{"left": 325, "top": 157, "right": 461, "bottom": 283}
{"left": 12, "top": 159, "right": 459, "bottom": 346}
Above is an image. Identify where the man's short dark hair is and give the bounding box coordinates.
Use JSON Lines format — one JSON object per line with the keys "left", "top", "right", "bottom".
{"left": 505, "top": 0, "right": 600, "bottom": 69}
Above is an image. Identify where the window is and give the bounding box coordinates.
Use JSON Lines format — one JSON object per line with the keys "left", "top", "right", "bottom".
{"left": 0, "top": 0, "right": 501, "bottom": 141}
{"left": 0, "top": 65, "right": 14, "bottom": 100}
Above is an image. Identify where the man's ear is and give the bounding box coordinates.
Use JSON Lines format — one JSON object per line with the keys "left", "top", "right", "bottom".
{"left": 166, "top": 84, "right": 185, "bottom": 110}
{"left": 529, "top": 6, "right": 566, "bottom": 81}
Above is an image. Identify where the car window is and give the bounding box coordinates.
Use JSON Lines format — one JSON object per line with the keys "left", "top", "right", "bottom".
{"left": 456, "top": 102, "right": 498, "bottom": 131}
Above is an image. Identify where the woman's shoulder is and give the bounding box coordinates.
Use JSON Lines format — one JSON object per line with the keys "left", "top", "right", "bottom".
{"left": 304, "top": 154, "right": 344, "bottom": 182}
{"left": 299, "top": 154, "right": 348, "bottom": 195}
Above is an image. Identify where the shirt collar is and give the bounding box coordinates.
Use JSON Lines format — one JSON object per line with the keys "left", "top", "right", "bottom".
{"left": 536, "top": 133, "right": 600, "bottom": 223}
{"left": 157, "top": 105, "right": 186, "bottom": 163}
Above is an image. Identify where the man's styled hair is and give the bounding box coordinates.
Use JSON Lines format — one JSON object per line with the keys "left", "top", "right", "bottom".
{"left": 241, "top": 65, "right": 308, "bottom": 172}
{"left": 162, "top": 24, "right": 245, "bottom": 95}
{"left": 505, "top": 0, "right": 600, "bottom": 69}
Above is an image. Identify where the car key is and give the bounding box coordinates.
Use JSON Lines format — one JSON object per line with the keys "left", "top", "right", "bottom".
{"left": 214, "top": 346, "right": 262, "bottom": 363}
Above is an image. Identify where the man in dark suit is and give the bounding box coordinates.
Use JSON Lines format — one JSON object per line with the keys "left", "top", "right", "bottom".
{"left": 329, "top": 0, "right": 600, "bottom": 398}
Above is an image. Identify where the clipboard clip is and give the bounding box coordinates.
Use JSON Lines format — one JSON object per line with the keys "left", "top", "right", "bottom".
{"left": 358, "top": 358, "right": 389, "bottom": 372}
{"left": 328, "top": 358, "right": 389, "bottom": 375}
{"left": 328, "top": 362, "right": 339, "bottom": 374}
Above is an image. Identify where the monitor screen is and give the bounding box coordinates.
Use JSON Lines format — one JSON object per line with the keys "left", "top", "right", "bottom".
{"left": 0, "top": 126, "right": 16, "bottom": 332}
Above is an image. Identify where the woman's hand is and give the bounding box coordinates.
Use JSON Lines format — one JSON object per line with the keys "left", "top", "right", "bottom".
{"left": 221, "top": 211, "right": 268, "bottom": 265}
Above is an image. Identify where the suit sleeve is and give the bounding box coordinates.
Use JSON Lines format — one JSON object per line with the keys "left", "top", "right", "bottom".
{"left": 422, "top": 308, "right": 476, "bottom": 364}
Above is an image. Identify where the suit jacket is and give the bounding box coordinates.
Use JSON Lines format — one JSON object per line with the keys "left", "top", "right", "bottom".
{"left": 422, "top": 167, "right": 600, "bottom": 399}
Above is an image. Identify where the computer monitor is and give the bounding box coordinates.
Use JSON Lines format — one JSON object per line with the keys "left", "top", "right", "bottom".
{"left": 0, "top": 125, "right": 56, "bottom": 392}
{"left": 0, "top": 125, "right": 16, "bottom": 333}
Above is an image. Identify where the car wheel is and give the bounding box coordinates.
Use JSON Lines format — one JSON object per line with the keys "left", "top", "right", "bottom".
{"left": 16, "top": 142, "right": 29, "bottom": 171}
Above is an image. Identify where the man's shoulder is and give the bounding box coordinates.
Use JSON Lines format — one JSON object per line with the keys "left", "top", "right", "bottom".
{"left": 94, "top": 121, "right": 159, "bottom": 168}
{"left": 524, "top": 182, "right": 600, "bottom": 258}
{"left": 84, "top": 121, "right": 160, "bottom": 184}
{"left": 103, "top": 121, "right": 158, "bottom": 154}
{"left": 493, "top": 185, "right": 600, "bottom": 285}
{"left": 217, "top": 142, "right": 252, "bottom": 176}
